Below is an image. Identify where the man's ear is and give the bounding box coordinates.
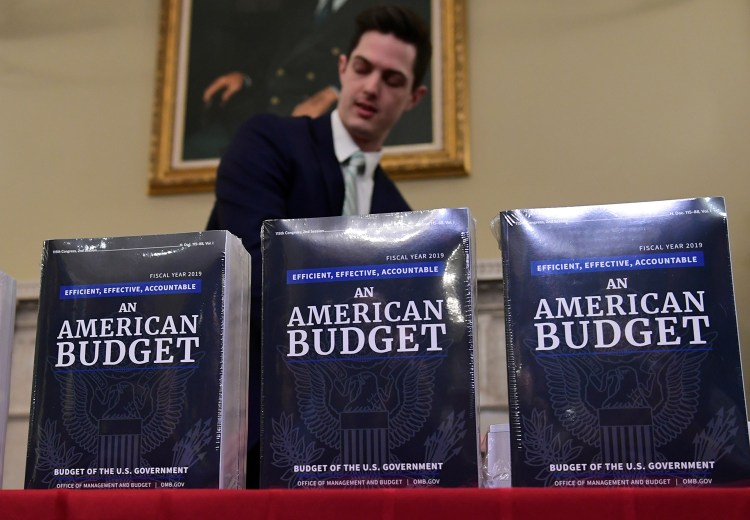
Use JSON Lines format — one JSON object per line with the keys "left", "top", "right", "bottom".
{"left": 406, "top": 85, "right": 428, "bottom": 111}
{"left": 338, "top": 54, "right": 349, "bottom": 80}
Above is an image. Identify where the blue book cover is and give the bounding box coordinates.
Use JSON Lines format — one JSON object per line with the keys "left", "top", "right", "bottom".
{"left": 260, "top": 209, "right": 480, "bottom": 488}
{"left": 25, "top": 231, "right": 250, "bottom": 489}
{"left": 497, "top": 197, "right": 750, "bottom": 487}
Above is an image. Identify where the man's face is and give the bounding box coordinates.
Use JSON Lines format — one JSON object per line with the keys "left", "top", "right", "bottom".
{"left": 337, "top": 31, "right": 427, "bottom": 152}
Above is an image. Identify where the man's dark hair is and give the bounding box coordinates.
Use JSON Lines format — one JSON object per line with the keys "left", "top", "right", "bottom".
{"left": 346, "top": 4, "right": 432, "bottom": 91}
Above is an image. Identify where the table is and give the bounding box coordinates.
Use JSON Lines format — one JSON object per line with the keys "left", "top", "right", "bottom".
{"left": 1, "top": 487, "right": 749, "bottom": 520}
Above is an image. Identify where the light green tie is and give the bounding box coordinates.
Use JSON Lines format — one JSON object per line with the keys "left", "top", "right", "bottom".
{"left": 342, "top": 151, "right": 365, "bottom": 215}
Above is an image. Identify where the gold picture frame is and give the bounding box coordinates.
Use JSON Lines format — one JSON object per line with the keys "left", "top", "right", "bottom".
{"left": 149, "top": 0, "right": 469, "bottom": 195}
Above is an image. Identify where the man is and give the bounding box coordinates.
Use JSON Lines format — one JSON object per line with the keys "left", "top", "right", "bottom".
{"left": 206, "top": 3, "right": 431, "bottom": 488}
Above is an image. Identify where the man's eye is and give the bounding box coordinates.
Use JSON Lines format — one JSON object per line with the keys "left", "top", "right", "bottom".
{"left": 353, "top": 62, "right": 371, "bottom": 74}
{"left": 384, "top": 74, "right": 407, "bottom": 88}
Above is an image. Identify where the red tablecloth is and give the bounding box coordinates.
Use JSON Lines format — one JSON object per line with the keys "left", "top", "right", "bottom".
{"left": 1, "top": 488, "right": 749, "bottom": 520}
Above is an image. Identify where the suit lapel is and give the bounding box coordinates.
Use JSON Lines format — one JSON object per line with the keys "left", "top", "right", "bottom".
{"left": 370, "top": 166, "right": 389, "bottom": 213}
{"left": 309, "top": 115, "right": 344, "bottom": 214}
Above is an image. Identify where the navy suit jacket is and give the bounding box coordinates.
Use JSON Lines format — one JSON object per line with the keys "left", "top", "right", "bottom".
{"left": 206, "top": 113, "right": 409, "bottom": 486}
{"left": 208, "top": 112, "right": 410, "bottom": 298}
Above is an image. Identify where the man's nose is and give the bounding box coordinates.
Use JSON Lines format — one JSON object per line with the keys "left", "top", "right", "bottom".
{"left": 362, "top": 72, "right": 380, "bottom": 96}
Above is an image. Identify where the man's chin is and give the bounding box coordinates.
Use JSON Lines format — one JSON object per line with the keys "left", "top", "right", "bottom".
{"left": 342, "top": 114, "right": 392, "bottom": 149}
{"left": 347, "top": 124, "right": 378, "bottom": 146}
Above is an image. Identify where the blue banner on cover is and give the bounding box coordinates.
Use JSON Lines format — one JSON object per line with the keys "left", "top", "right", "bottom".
{"left": 531, "top": 252, "right": 704, "bottom": 276}
{"left": 287, "top": 262, "right": 445, "bottom": 284}
{"left": 59, "top": 279, "right": 202, "bottom": 299}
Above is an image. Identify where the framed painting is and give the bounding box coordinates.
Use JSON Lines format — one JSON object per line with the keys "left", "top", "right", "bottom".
{"left": 149, "top": 0, "right": 469, "bottom": 195}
